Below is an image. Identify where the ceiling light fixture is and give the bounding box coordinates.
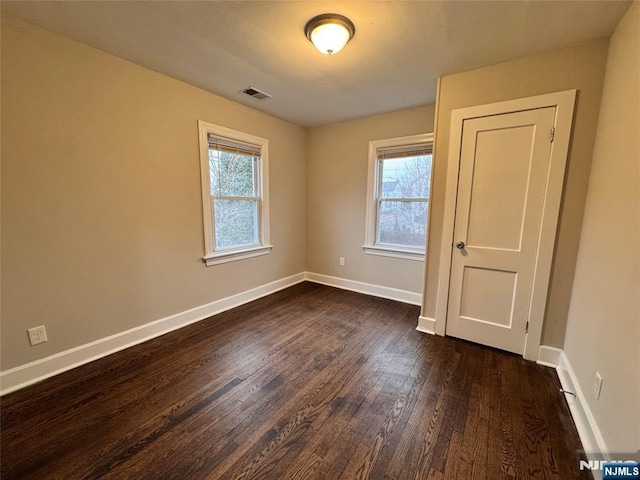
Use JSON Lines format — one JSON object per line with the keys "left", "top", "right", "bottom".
{"left": 304, "top": 13, "right": 355, "bottom": 55}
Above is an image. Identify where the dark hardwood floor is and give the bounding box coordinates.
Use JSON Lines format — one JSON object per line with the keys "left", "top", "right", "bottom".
{"left": 1, "top": 282, "right": 589, "bottom": 479}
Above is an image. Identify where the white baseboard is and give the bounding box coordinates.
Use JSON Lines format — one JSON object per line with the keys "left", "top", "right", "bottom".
{"left": 416, "top": 316, "right": 436, "bottom": 335}
{"left": 536, "top": 345, "right": 563, "bottom": 368}
{"left": 1, "top": 272, "right": 422, "bottom": 395}
{"left": 304, "top": 272, "right": 422, "bottom": 306}
{"left": 0, "top": 272, "right": 306, "bottom": 396}
{"left": 537, "top": 347, "right": 608, "bottom": 479}
{"left": 556, "top": 350, "right": 609, "bottom": 477}
{"left": 0, "top": 270, "right": 611, "bottom": 477}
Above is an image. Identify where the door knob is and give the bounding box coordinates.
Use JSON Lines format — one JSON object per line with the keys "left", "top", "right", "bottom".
{"left": 455, "top": 241, "right": 465, "bottom": 249}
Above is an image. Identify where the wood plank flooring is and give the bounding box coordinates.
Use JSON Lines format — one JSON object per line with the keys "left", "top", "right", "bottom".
{"left": 1, "top": 282, "right": 590, "bottom": 479}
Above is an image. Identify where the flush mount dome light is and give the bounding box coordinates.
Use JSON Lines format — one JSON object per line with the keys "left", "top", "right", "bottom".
{"left": 304, "top": 13, "right": 355, "bottom": 55}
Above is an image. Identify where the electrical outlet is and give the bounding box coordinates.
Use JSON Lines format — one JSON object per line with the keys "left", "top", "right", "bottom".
{"left": 593, "top": 371, "right": 603, "bottom": 400}
{"left": 27, "top": 325, "right": 48, "bottom": 346}
{"left": 339, "top": 257, "right": 345, "bottom": 266}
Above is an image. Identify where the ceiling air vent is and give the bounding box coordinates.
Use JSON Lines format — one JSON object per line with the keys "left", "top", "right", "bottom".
{"left": 242, "top": 87, "right": 272, "bottom": 101}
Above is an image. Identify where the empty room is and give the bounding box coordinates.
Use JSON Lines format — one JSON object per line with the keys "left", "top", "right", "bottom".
{"left": 1, "top": 1, "right": 638, "bottom": 479}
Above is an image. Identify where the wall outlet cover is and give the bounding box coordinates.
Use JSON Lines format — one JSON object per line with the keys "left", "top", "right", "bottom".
{"left": 593, "top": 371, "right": 603, "bottom": 400}
{"left": 27, "top": 325, "right": 48, "bottom": 346}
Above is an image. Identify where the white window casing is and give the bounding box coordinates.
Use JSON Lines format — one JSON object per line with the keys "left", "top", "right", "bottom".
{"left": 363, "top": 133, "right": 434, "bottom": 261}
{"left": 198, "top": 121, "right": 271, "bottom": 266}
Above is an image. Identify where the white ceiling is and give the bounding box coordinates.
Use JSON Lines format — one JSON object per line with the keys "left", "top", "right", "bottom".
{"left": 2, "top": 1, "right": 631, "bottom": 127}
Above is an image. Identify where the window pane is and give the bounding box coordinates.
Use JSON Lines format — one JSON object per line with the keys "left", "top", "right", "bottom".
{"left": 213, "top": 199, "right": 259, "bottom": 249}
{"left": 377, "top": 200, "right": 428, "bottom": 248}
{"left": 380, "top": 155, "right": 432, "bottom": 199}
{"left": 209, "top": 150, "right": 256, "bottom": 197}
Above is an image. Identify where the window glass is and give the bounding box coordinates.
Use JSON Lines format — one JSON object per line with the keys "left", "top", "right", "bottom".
{"left": 209, "top": 151, "right": 257, "bottom": 197}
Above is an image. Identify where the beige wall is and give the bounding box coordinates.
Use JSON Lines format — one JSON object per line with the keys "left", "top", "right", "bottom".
{"left": 563, "top": 2, "right": 639, "bottom": 451}
{"left": 424, "top": 39, "right": 609, "bottom": 347}
{"left": 1, "top": 15, "right": 307, "bottom": 370}
{"left": 306, "top": 106, "right": 435, "bottom": 294}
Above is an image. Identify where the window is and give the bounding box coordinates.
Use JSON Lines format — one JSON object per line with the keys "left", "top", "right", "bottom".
{"left": 364, "top": 133, "right": 434, "bottom": 261}
{"left": 198, "top": 121, "right": 271, "bottom": 266}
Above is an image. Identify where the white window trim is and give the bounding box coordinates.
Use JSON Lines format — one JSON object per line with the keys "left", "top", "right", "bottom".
{"left": 198, "top": 121, "right": 271, "bottom": 266}
{"left": 363, "top": 133, "right": 434, "bottom": 262}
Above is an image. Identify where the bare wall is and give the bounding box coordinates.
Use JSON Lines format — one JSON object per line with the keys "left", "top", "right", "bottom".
{"left": 306, "top": 106, "right": 435, "bottom": 294}
{"left": 424, "top": 39, "right": 609, "bottom": 347}
{"left": 563, "top": 2, "right": 639, "bottom": 452}
{"left": 1, "top": 15, "right": 307, "bottom": 370}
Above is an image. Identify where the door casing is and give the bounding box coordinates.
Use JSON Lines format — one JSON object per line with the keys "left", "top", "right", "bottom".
{"left": 433, "top": 90, "right": 577, "bottom": 361}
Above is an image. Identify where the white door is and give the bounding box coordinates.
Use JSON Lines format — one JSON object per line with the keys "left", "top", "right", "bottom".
{"left": 445, "top": 107, "right": 556, "bottom": 354}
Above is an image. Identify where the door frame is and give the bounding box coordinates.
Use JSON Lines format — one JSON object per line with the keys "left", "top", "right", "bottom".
{"left": 433, "top": 90, "right": 577, "bottom": 360}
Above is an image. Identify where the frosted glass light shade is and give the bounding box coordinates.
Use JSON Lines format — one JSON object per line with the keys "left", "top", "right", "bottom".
{"left": 310, "top": 23, "right": 350, "bottom": 55}
{"left": 305, "top": 14, "right": 355, "bottom": 56}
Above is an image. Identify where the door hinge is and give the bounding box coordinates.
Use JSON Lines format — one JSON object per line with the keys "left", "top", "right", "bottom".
{"left": 525, "top": 321, "right": 529, "bottom": 334}
{"left": 550, "top": 128, "right": 555, "bottom": 143}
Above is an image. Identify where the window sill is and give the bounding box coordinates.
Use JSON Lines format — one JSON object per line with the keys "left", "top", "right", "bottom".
{"left": 362, "top": 245, "right": 425, "bottom": 262}
{"left": 203, "top": 245, "right": 273, "bottom": 266}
